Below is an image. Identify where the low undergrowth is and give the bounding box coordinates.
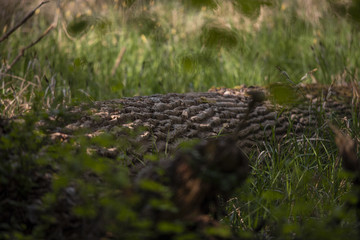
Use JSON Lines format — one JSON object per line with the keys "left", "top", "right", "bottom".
{"left": 1, "top": 0, "right": 360, "bottom": 239}
{"left": 227, "top": 122, "right": 359, "bottom": 239}
{"left": 1, "top": 101, "right": 360, "bottom": 239}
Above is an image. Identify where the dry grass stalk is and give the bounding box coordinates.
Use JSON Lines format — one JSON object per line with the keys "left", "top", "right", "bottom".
{"left": 111, "top": 47, "right": 126, "bottom": 77}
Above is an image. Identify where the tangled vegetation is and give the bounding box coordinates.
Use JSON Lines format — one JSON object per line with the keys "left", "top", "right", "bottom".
{"left": 1, "top": 0, "right": 360, "bottom": 239}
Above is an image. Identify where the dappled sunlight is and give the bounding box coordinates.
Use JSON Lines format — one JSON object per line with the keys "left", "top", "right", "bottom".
{"left": 1, "top": 1, "right": 360, "bottom": 239}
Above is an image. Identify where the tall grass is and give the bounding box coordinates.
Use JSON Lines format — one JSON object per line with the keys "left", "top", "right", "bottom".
{"left": 226, "top": 125, "right": 357, "bottom": 239}
{"left": 1, "top": 0, "right": 359, "bottom": 117}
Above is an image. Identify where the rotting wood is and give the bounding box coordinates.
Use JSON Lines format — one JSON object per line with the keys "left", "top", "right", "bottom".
{"left": 50, "top": 84, "right": 353, "bottom": 162}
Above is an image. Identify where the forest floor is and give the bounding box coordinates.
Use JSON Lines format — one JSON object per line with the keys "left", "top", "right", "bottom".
{"left": 1, "top": 1, "right": 360, "bottom": 239}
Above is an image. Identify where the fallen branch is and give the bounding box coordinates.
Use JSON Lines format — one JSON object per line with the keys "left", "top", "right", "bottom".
{"left": 4, "top": 23, "right": 56, "bottom": 74}
{"left": 0, "top": 1, "right": 50, "bottom": 44}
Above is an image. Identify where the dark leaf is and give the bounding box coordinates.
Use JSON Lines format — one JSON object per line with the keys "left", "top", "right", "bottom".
{"left": 268, "top": 83, "right": 299, "bottom": 105}
{"left": 233, "top": 0, "right": 273, "bottom": 18}
{"left": 200, "top": 24, "right": 239, "bottom": 49}
{"left": 67, "top": 15, "right": 94, "bottom": 38}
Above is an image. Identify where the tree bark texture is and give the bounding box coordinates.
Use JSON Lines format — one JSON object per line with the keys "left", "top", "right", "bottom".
{"left": 53, "top": 84, "right": 354, "bottom": 156}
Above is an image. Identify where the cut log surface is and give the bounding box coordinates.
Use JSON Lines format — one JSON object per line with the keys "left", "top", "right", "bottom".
{"left": 55, "top": 84, "right": 353, "bottom": 157}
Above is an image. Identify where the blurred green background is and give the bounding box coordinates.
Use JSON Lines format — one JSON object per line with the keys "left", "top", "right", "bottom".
{"left": 1, "top": 0, "right": 360, "bottom": 116}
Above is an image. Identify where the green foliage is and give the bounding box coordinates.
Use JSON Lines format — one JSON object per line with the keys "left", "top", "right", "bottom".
{"left": 0, "top": 115, "right": 48, "bottom": 237}
{"left": 268, "top": 83, "right": 299, "bottom": 105}
{"left": 2, "top": 105, "right": 359, "bottom": 239}
{"left": 233, "top": 0, "right": 273, "bottom": 17}
{"left": 200, "top": 24, "right": 239, "bottom": 49}
{"left": 204, "top": 225, "right": 232, "bottom": 238}
{"left": 1, "top": 0, "right": 360, "bottom": 239}
{"left": 225, "top": 120, "right": 359, "bottom": 239}
{"left": 67, "top": 15, "right": 94, "bottom": 38}
{"left": 2, "top": 0, "right": 360, "bottom": 116}
{"left": 329, "top": 0, "right": 360, "bottom": 24}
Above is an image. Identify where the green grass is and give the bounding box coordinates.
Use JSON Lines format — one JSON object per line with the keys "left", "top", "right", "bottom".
{"left": 1, "top": 0, "right": 359, "bottom": 116}
{"left": 1, "top": 0, "right": 360, "bottom": 239}
{"left": 226, "top": 127, "right": 357, "bottom": 239}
